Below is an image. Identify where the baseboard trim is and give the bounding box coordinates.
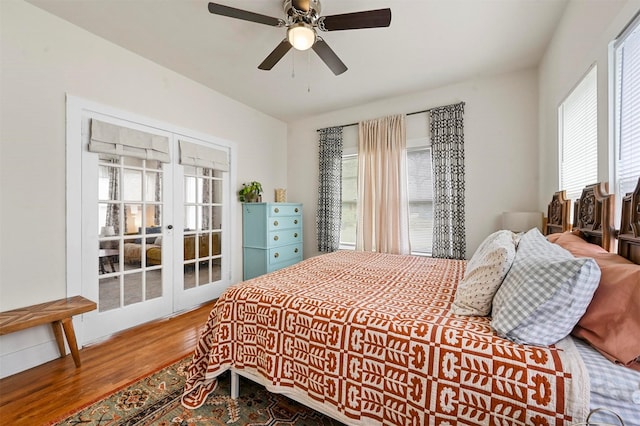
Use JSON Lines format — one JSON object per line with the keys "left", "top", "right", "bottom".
{"left": 0, "top": 340, "right": 62, "bottom": 379}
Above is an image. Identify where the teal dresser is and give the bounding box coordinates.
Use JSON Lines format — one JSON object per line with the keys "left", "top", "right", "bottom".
{"left": 242, "top": 203, "right": 303, "bottom": 280}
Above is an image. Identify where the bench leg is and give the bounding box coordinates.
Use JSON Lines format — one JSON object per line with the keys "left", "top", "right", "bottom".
{"left": 60, "top": 318, "right": 82, "bottom": 367}
{"left": 51, "top": 321, "right": 66, "bottom": 358}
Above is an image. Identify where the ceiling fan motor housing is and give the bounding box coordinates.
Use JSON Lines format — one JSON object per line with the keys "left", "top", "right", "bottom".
{"left": 283, "top": 0, "right": 321, "bottom": 24}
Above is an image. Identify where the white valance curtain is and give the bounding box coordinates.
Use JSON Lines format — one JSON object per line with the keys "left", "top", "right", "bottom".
{"left": 89, "top": 119, "right": 170, "bottom": 162}
{"left": 356, "top": 114, "right": 411, "bottom": 255}
{"left": 179, "top": 140, "right": 229, "bottom": 171}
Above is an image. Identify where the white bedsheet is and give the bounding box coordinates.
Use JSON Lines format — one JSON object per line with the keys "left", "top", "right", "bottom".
{"left": 573, "top": 337, "right": 640, "bottom": 425}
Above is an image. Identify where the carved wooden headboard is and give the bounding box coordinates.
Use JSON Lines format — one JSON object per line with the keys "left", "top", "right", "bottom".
{"left": 618, "top": 177, "right": 640, "bottom": 264}
{"left": 545, "top": 190, "right": 571, "bottom": 235}
{"left": 572, "top": 182, "right": 615, "bottom": 252}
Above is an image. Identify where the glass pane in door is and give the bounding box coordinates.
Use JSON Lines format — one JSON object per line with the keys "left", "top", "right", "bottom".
{"left": 183, "top": 166, "right": 223, "bottom": 290}
{"left": 97, "top": 155, "right": 164, "bottom": 312}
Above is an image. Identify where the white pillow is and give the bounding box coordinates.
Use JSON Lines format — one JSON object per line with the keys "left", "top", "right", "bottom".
{"left": 452, "top": 230, "right": 517, "bottom": 316}
{"left": 491, "top": 228, "right": 600, "bottom": 346}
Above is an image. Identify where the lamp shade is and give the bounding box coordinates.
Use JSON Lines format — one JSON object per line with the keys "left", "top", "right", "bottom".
{"left": 501, "top": 212, "right": 543, "bottom": 233}
{"left": 287, "top": 23, "right": 316, "bottom": 50}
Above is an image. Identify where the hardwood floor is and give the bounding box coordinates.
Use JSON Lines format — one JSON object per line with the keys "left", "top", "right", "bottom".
{"left": 0, "top": 302, "right": 215, "bottom": 425}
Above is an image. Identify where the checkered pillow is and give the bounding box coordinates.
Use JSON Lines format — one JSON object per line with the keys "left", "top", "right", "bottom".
{"left": 491, "top": 228, "right": 600, "bottom": 346}
{"left": 452, "top": 230, "right": 517, "bottom": 316}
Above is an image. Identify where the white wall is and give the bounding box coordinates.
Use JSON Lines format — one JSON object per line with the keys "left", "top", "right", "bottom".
{"left": 288, "top": 68, "right": 540, "bottom": 259}
{"left": 0, "top": 0, "right": 286, "bottom": 376}
{"left": 538, "top": 0, "right": 639, "bottom": 207}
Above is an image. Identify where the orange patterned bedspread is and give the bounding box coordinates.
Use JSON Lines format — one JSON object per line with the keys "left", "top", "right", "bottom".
{"left": 182, "top": 251, "right": 587, "bottom": 425}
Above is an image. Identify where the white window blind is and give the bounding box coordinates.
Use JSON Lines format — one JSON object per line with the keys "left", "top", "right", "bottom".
{"left": 89, "top": 119, "right": 170, "bottom": 163}
{"left": 179, "top": 140, "right": 229, "bottom": 171}
{"left": 407, "top": 147, "right": 433, "bottom": 255}
{"left": 340, "top": 155, "right": 358, "bottom": 247}
{"left": 558, "top": 66, "right": 598, "bottom": 203}
{"left": 614, "top": 15, "right": 640, "bottom": 199}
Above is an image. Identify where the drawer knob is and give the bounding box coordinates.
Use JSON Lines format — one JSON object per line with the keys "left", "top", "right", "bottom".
{"left": 294, "top": 233, "right": 298, "bottom": 238}
{"left": 274, "top": 208, "right": 279, "bottom": 213}
{"left": 295, "top": 208, "right": 299, "bottom": 213}
{"left": 274, "top": 235, "right": 279, "bottom": 241}
{"left": 294, "top": 248, "right": 299, "bottom": 253}
{"left": 274, "top": 252, "right": 279, "bottom": 258}
{"left": 294, "top": 219, "right": 298, "bottom": 224}
{"left": 274, "top": 220, "right": 279, "bottom": 226}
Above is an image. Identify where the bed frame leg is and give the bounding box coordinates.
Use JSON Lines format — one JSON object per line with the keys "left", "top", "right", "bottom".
{"left": 230, "top": 371, "right": 239, "bottom": 399}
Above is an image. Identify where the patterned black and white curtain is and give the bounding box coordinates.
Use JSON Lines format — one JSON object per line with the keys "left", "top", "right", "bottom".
{"left": 155, "top": 169, "right": 163, "bottom": 227}
{"left": 316, "top": 126, "right": 344, "bottom": 252}
{"left": 430, "top": 102, "right": 466, "bottom": 259}
{"left": 106, "top": 161, "right": 120, "bottom": 235}
{"left": 201, "top": 168, "right": 210, "bottom": 230}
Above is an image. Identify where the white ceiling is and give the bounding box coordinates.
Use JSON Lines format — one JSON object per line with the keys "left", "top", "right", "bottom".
{"left": 26, "top": 0, "right": 568, "bottom": 122}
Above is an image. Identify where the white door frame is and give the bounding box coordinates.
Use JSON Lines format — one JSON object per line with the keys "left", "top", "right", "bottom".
{"left": 66, "top": 95, "right": 237, "bottom": 345}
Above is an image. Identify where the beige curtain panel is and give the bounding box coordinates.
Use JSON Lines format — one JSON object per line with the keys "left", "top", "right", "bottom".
{"left": 179, "top": 140, "right": 229, "bottom": 172}
{"left": 89, "top": 119, "right": 170, "bottom": 162}
{"left": 356, "top": 114, "right": 411, "bottom": 255}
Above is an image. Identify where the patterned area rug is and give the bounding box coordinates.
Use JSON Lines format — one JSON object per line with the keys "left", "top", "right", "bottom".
{"left": 51, "top": 356, "right": 344, "bottom": 425}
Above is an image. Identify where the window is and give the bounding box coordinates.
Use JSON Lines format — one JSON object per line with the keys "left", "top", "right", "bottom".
{"left": 407, "top": 148, "right": 433, "bottom": 255}
{"left": 407, "top": 147, "right": 434, "bottom": 255}
{"left": 558, "top": 66, "right": 598, "bottom": 204}
{"left": 613, "top": 15, "right": 640, "bottom": 210}
{"left": 339, "top": 146, "right": 434, "bottom": 255}
{"left": 340, "top": 155, "right": 358, "bottom": 247}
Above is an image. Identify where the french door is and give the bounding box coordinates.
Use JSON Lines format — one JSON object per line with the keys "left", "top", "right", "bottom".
{"left": 71, "top": 104, "right": 232, "bottom": 344}
{"left": 173, "top": 149, "right": 229, "bottom": 311}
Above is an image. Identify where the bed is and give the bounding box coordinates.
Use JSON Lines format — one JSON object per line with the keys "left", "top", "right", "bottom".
{"left": 547, "top": 181, "right": 640, "bottom": 425}
{"left": 182, "top": 182, "right": 640, "bottom": 425}
{"left": 544, "top": 189, "right": 571, "bottom": 235}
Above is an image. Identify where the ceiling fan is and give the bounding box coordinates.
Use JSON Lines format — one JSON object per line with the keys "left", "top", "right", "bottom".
{"left": 207, "top": 0, "right": 391, "bottom": 76}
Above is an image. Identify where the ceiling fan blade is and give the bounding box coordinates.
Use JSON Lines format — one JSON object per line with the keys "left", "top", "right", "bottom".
{"left": 208, "top": 2, "right": 284, "bottom": 27}
{"left": 258, "top": 40, "right": 293, "bottom": 70}
{"left": 319, "top": 8, "right": 391, "bottom": 31}
{"left": 312, "top": 39, "right": 347, "bottom": 75}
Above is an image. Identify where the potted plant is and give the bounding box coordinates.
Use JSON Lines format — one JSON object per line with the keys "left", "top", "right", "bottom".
{"left": 238, "top": 181, "right": 263, "bottom": 202}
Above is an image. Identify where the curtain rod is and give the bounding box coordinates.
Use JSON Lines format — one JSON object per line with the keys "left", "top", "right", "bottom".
{"left": 316, "top": 109, "right": 428, "bottom": 132}
{"left": 315, "top": 101, "right": 464, "bottom": 132}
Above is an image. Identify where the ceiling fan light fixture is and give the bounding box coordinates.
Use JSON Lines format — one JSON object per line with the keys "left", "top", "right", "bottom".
{"left": 287, "top": 23, "right": 316, "bottom": 50}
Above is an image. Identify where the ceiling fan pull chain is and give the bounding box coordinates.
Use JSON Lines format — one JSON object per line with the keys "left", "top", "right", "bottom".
{"left": 291, "top": 50, "right": 296, "bottom": 78}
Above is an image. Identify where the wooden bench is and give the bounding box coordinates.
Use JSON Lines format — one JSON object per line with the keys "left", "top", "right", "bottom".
{"left": 0, "top": 296, "right": 97, "bottom": 367}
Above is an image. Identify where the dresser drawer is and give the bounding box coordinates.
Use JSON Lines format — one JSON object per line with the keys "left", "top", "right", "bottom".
{"left": 267, "top": 256, "right": 303, "bottom": 273}
{"left": 268, "top": 216, "right": 301, "bottom": 231}
{"left": 268, "top": 243, "right": 302, "bottom": 265}
{"left": 268, "top": 229, "right": 302, "bottom": 247}
{"left": 269, "top": 205, "right": 301, "bottom": 217}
